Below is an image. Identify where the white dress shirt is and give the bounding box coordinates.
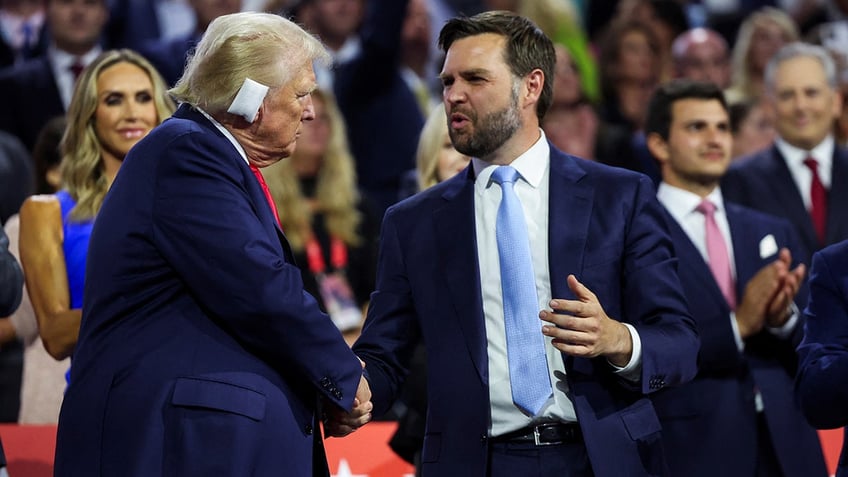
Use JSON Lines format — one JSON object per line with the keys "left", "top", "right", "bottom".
{"left": 475, "top": 131, "right": 642, "bottom": 436}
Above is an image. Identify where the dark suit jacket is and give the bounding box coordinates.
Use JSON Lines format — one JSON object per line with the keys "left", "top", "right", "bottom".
{"left": 137, "top": 33, "right": 200, "bottom": 87}
{"left": 0, "top": 56, "right": 64, "bottom": 151}
{"left": 796, "top": 239, "right": 848, "bottom": 477}
{"left": 54, "top": 105, "right": 363, "bottom": 476}
{"left": 722, "top": 144, "right": 848, "bottom": 266}
{"left": 353, "top": 146, "right": 700, "bottom": 476}
{"left": 0, "top": 226, "right": 22, "bottom": 317}
{"left": 653, "top": 201, "right": 827, "bottom": 477}
{"left": 0, "top": 130, "right": 34, "bottom": 225}
{"left": 104, "top": 0, "right": 161, "bottom": 51}
{"left": 334, "top": 0, "right": 425, "bottom": 219}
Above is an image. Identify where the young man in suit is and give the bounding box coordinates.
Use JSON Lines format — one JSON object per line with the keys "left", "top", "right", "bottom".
{"left": 646, "top": 79, "right": 827, "bottom": 477}
{"left": 796, "top": 239, "right": 848, "bottom": 477}
{"left": 53, "top": 12, "right": 371, "bottom": 476}
{"left": 722, "top": 42, "right": 848, "bottom": 265}
{"left": 333, "top": 11, "right": 700, "bottom": 477}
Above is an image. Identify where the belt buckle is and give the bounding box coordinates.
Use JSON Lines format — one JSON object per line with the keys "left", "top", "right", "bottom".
{"left": 533, "top": 423, "right": 560, "bottom": 446}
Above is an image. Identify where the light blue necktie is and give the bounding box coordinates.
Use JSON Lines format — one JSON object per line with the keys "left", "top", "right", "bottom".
{"left": 491, "top": 165, "right": 552, "bottom": 415}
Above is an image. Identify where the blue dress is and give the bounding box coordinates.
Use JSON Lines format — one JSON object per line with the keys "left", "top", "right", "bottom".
{"left": 56, "top": 190, "right": 92, "bottom": 309}
{"left": 56, "top": 190, "right": 93, "bottom": 384}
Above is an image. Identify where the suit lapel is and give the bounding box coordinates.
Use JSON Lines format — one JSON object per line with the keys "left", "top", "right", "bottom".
{"left": 663, "top": 208, "right": 727, "bottom": 306}
{"left": 548, "top": 150, "right": 593, "bottom": 300}
{"left": 433, "top": 169, "right": 487, "bottom": 380}
{"left": 726, "top": 204, "right": 766, "bottom": 299}
{"left": 176, "top": 105, "right": 295, "bottom": 263}
{"left": 766, "top": 147, "right": 819, "bottom": 254}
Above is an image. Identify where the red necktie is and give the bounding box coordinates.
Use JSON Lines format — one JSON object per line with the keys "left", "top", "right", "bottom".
{"left": 803, "top": 157, "right": 827, "bottom": 245}
{"left": 249, "top": 164, "right": 281, "bottom": 226}
{"left": 69, "top": 59, "right": 84, "bottom": 81}
{"left": 697, "top": 199, "right": 736, "bottom": 310}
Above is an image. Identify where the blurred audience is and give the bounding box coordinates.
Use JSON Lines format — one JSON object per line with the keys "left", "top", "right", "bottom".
{"left": 727, "top": 7, "right": 799, "bottom": 102}
{"left": 672, "top": 27, "right": 731, "bottom": 89}
{"left": 104, "top": 0, "right": 196, "bottom": 52}
{"left": 0, "top": 0, "right": 47, "bottom": 68}
{"left": 137, "top": 0, "right": 242, "bottom": 87}
{"left": 0, "top": 130, "right": 33, "bottom": 225}
{"left": 263, "top": 89, "right": 379, "bottom": 344}
{"left": 728, "top": 95, "right": 776, "bottom": 160}
{"left": 18, "top": 50, "right": 174, "bottom": 364}
{"left": 542, "top": 44, "right": 599, "bottom": 159}
{"left": 0, "top": 0, "right": 109, "bottom": 152}
{"left": 613, "top": 0, "right": 689, "bottom": 83}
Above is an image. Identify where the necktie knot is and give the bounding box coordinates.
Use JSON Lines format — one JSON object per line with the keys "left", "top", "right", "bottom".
{"left": 803, "top": 156, "right": 819, "bottom": 172}
{"left": 69, "top": 59, "right": 85, "bottom": 80}
{"left": 491, "top": 165, "right": 520, "bottom": 186}
{"left": 696, "top": 198, "right": 716, "bottom": 217}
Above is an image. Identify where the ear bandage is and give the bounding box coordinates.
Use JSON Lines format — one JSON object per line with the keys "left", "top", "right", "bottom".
{"left": 227, "top": 78, "right": 269, "bottom": 123}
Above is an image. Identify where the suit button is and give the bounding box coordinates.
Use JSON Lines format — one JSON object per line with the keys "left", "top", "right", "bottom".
{"left": 480, "top": 434, "right": 488, "bottom": 443}
{"left": 333, "top": 390, "right": 343, "bottom": 399}
{"left": 305, "top": 425, "right": 313, "bottom": 435}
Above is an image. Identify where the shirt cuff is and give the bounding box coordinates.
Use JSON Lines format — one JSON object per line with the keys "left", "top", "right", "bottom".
{"left": 767, "top": 302, "right": 799, "bottom": 339}
{"left": 609, "top": 322, "right": 642, "bottom": 381}
{"left": 729, "top": 311, "right": 745, "bottom": 351}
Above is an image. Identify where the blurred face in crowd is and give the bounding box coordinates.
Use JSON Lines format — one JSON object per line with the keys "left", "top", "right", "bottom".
{"left": 618, "top": 29, "right": 657, "bottom": 84}
{"left": 240, "top": 64, "right": 317, "bottom": 167}
{"left": 732, "top": 100, "right": 775, "bottom": 159}
{"left": 189, "top": 0, "right": 242, "bottom": 31}
{"left": 770, "top": 55, "right": 842, "bottom": 150}
{"left": 651, "top": 98, "right": 732, "bottom": 191}
{"left": 94, "top": 62, "right": 158, "bottom": 164}
{"left": 47, "top": 0, "right": 108, "bottom": 55}
{"left": 749, "top": 19, "right": 792, "bottom": 74}
{"left": 553, "top": 44, "right": 582, "bottom": 106}
{"left": 441, "top": 33, "right": 523, "bottom": 161}
{"left": 675, "top": 29, "right": 730, "bottom": 89}
{"left": 311, "top": 0, "right": 363, "bottom": 46}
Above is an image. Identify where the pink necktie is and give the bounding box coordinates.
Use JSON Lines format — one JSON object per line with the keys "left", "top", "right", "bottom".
{"left": 697, "top": 199, "right": 736, "bottom": 310}
{"left": 803, "top": 157, "right": 827, "bottom": 246}
{"left": 249, "top": 164, "right": 281, "bottom": 226}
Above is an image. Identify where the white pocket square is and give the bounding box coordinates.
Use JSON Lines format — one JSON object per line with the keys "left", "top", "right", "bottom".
{"left": 759, "top": 234, "right": 778, "bottom": 259}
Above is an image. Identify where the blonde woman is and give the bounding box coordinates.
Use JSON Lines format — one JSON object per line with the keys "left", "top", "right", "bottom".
{"left": 19, "top": 49, "right": 174, "bottom": 361}
{"left": 263, "top": 88, "right": 379, "bottom": 341}
{"left": 728, "top": 7, "right": 799, "bottom": 101}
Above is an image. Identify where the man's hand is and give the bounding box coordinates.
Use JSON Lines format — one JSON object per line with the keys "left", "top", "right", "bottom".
{"left": 736, "top": 248, "right": 805, "bottom": 336}
{"left": 765, "top": 248, "right": 805, "bottom": 328}
{"left": 323, "top": 360, "right": 373, "bottom": 438}
{"left": 540, "top": 275, "right": 633, "bottom": 367}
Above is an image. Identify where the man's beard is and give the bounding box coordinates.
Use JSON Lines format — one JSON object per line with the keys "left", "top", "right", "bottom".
{"left": 449, "top": 87, "right": 522, "bottom": 159}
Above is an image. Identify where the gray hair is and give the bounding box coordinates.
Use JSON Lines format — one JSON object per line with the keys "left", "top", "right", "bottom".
{"left": 170, "top": 12, "right": 330, "bottom": 113}
{"left": 765, "top": 42, "right": 838, "bottom": 94}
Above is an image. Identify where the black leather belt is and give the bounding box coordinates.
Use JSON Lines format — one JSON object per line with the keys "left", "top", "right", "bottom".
{"left": 491, "top": 422, "right": 582, "bottom": 446}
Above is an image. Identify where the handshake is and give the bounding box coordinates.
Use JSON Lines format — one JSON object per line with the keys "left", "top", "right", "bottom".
{"left": 323, "top": 359, "right": 374, "bottom": 438}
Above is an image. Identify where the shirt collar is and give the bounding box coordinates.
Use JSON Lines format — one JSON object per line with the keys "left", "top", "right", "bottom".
{"left": 196, "top": 107, "right": 250, "bottom": 165}
{"left": 657, "top": 182, "right": 726, "bottom": 222}
{"left": 775, "top": 134, "right": 834, "bottom": 169}
{"left": 472, "top": 129, "right": 550, "bottom": 188}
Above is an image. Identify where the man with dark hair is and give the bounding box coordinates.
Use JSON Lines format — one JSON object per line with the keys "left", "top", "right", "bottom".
{"left": 331, "top": 11, "right": 700, "bottom": 476}
{"left": 646, "top": 79, "right": 827, "bottom": 477}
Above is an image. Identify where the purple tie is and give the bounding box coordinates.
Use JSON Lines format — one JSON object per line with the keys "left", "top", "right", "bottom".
{"left": 697, "top": 199, "right": 736, "bottom": 310}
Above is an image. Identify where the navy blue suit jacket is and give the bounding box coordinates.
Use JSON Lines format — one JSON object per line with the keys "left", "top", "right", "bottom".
{"left": 334, "top": 0, "right": 425, "bottom": 219}
{"left": 354, "top": 147, "right": 700, "bottom": 476}
{"left": 722, "top": 144, "right": 848, "bottom": 266}
{"left": 0, "top": 56, "right": 63, "bottom": 151}
{"left": 653, "top": 201, "right": 826, "bottom": 477}
{"left": 137, "top": 33, "right": 200, "bottom": 87}
{"left": 796, "top": 239, "right": 848, "bottom": 477}
{"left": 54, "top": 105, "right": 363, "bottom": 476}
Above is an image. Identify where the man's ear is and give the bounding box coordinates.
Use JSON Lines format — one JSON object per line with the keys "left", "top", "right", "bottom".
{"left": 646, "top": 132, "right": 669, "bottom": 165}
{"left": 524, "top": 69, "right": 544, "bottom": 106}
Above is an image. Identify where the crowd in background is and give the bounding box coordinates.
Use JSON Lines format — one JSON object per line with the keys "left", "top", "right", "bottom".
{"left": 1, "top": 0, "right": 848, "bottom": 473}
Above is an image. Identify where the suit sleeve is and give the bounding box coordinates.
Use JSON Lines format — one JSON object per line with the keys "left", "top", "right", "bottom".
{"left": 623, "top": 175, "right": 700, "bottom": 393}
{"left": 150, "top": 131, "right": 362, "bottom": 411}
{"left": 795, "top": 248, "right": 848, "bottom": 429}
